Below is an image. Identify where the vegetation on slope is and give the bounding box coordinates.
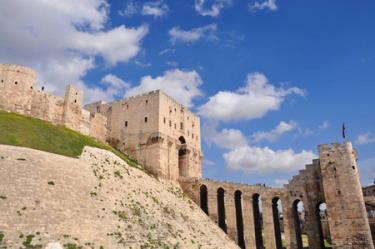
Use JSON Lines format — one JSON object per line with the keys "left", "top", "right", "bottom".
{"left": 0, "top": 110, "right": 140, "bottom": 169}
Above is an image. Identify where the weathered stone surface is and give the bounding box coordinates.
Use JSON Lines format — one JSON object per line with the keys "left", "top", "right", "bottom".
{"left": 0, "top": 145, "right": 238, "bottom": 248}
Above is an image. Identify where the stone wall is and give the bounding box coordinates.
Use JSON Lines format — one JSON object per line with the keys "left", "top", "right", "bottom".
{"left": 0, "top": 64, "right": 107, "bottom": 142}
{"left": 180, "top": 178, "right": 286, "bottom": 249}
{"left": 85, "top": 90, "right": 203, "bottom": 181}
{"left": 0, "top": 145, "right": 239, "bottom": 249}
{"left": 181, "top": 142, "right": 374, "bottom": 249}
{"left": 364, "top": 184, "right": 375, "bottom": 247}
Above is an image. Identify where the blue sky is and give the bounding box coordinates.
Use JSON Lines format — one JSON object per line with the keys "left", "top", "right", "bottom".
{"left": 1, "top": 0, "right": 374, "bottom": 186}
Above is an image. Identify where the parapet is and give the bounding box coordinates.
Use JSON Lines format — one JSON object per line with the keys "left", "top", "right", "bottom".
{"left": 0, "top": 64, "right": 37, "bottom": 78}
{"left": 318, "top": 141, "right": 353, "bottom": 155}
{"left": 0, "top": 64, "right": 37, "bottom": 90}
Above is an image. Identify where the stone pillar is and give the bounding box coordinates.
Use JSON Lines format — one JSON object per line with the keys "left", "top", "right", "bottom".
{"left": 225, "top": 192, "right": 238, "bottom": 242}
{"left": 207, "top": 187, "right": 218, "bottom": 225}
{"left": 263, "top": 197, "right": 276, "bottom": 249}
{"left": 304, "top": 201, "right": 322, "bottom": 249}
{"left": 243, "top": 194, "right": 256, "bottom": 249}
{"left": 284, "top": 199, "right": 298, "bottom": 249}
{"left": 280, "top": 197, "right": 292, "bottom": 249}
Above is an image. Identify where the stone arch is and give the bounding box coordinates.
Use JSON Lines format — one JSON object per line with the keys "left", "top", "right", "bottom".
{"left": 292, "top": 199, "right": 306, "bottom": 249}
{"left": 178, "top": 136, "right": 188, "bottom": 177}
{"left": 235, "top": 190, "right": 246, "bottom": 249}
{"left": 217, "top": 187, "right": 227, "bottom": 233}
{"left": 252, "top": 193, "right": 264, "bottom": 249}
{"left": 316, "top": 201, "right": 331, "bottom": 248}
{"left": 272, "top": 197, "right": 283, "bottom": 249}
{"left": 200, "top": 185, "right": 208, "bottom": 215}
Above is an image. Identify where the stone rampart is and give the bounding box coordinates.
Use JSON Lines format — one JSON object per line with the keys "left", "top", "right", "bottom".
{"left": 0, "top": 64, "right": 107, "bottom": 141}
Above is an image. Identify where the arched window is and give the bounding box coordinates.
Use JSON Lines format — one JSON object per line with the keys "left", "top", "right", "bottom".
{"left": 317, "top": 202, "right": 331, "bottom": 248}
{"left": 253, "top": 194, "right": 264, "bottom": 249}
{"left": 200, "top": 185, "right": 208, "bottom": 215}
{"left": 272, "top": 197, "right": 283, "bottom": 249}
{"left": 235, "top": 190, "right": 245, "bottom": 248}
{"left": 217, "top": 188, "right": 227, "bottom": 233}
{"left": 293, "top": 200, "right": 308, "bottom": 249}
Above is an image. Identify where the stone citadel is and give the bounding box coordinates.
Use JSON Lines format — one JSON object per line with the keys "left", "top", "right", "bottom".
{"left": 0, "top": 64, "right": 374, "bottom": 249}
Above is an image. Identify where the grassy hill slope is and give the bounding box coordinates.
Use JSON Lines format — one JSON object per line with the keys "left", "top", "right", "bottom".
{"left": 0, "top": 110, "right": 139, "bottom": 168}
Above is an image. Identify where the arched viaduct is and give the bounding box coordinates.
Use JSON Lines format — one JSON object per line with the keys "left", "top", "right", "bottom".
{"left": 180, "top": 142, "right": 374, "bottom": 249}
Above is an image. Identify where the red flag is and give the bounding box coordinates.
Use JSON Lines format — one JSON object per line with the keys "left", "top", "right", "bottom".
{"left": 342, "top": 123, "right": 346, "bottom": 139}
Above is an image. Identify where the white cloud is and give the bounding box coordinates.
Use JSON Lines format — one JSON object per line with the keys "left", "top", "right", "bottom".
{"left": 73, "top": 25, "right": 149, "bottom": 65}
{"left": 158, "top": 48, "right": 176, "bottom": 56}
{"left": 135, "top": 60, "right": 152, "bottom": 68}
{"left": 125, "top": 69, "right": 203, "bottom": 108}
{"left": 198, "top": 72, "right": 304, "bottom": 122}
{"left": 166, "top": 61, "right": 179, "bottom": 68}
{"left": 142, "top": 1, "right": 169, "bottom": 17}
{"left": 101, "top": 74, "right": 131, "bottom": 89}
{"left": 223, "top": 146, "right": 316, "bottom": 174}
{"left": 0, "top": 0, "right": 148, "bottom": 99}
{"left": 169, "top": 24, "right": 218, "bottom": 44}
{"left": 319, "top": 121, "right": 330, "bottom": 130}
{"left": 203, "top": 123, "right": 248, "bottom": 150}
{"left": 252, "top": 121, "right": 298, "bottom": 143}
{"left": 118, "top": 1, "right": 138, "bottom": 17}
{"left": 195, "top": 0, "right": 232, "bottom": 17}
{"left": 249, "top": 0, "right": 278, "bottom": 12}
{"left": 119, "top": 1, "right": 169, "bottom": 18}
{"left": 356, "top": 133, "right": 375, "bottom": 145}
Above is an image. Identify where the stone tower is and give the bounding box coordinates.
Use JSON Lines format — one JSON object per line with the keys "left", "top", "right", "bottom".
{"left": 0, "top": 64, "right": 37, "bottom": 114}
{"left": 319, "top": 142, "right": 374, "bottom": 249}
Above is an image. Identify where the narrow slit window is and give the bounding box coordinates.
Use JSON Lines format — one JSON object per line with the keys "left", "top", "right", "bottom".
{"left": 145, "top": 117, "right": 148, "bottom": 123}
{"left": 125, "top": 121, "right": 128, "bottom": 127}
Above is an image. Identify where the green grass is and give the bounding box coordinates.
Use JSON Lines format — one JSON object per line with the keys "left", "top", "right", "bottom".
{"left": 0, "top": 110, "right": 141, "bottom": 169}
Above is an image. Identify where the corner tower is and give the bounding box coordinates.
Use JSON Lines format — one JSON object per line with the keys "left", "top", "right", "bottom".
{"left": 0, "top": 64, "right": 37, "bottom": 114}
{"left": 319, "top": 142, "right": 374, "bottom": 249}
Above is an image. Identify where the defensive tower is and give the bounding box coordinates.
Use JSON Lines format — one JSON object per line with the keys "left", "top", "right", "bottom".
{"left": 85, "top": 90, "right": 203, "bottom": 181}
{"left": 319, "top": 142, "right": 374, "bottom": 249}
